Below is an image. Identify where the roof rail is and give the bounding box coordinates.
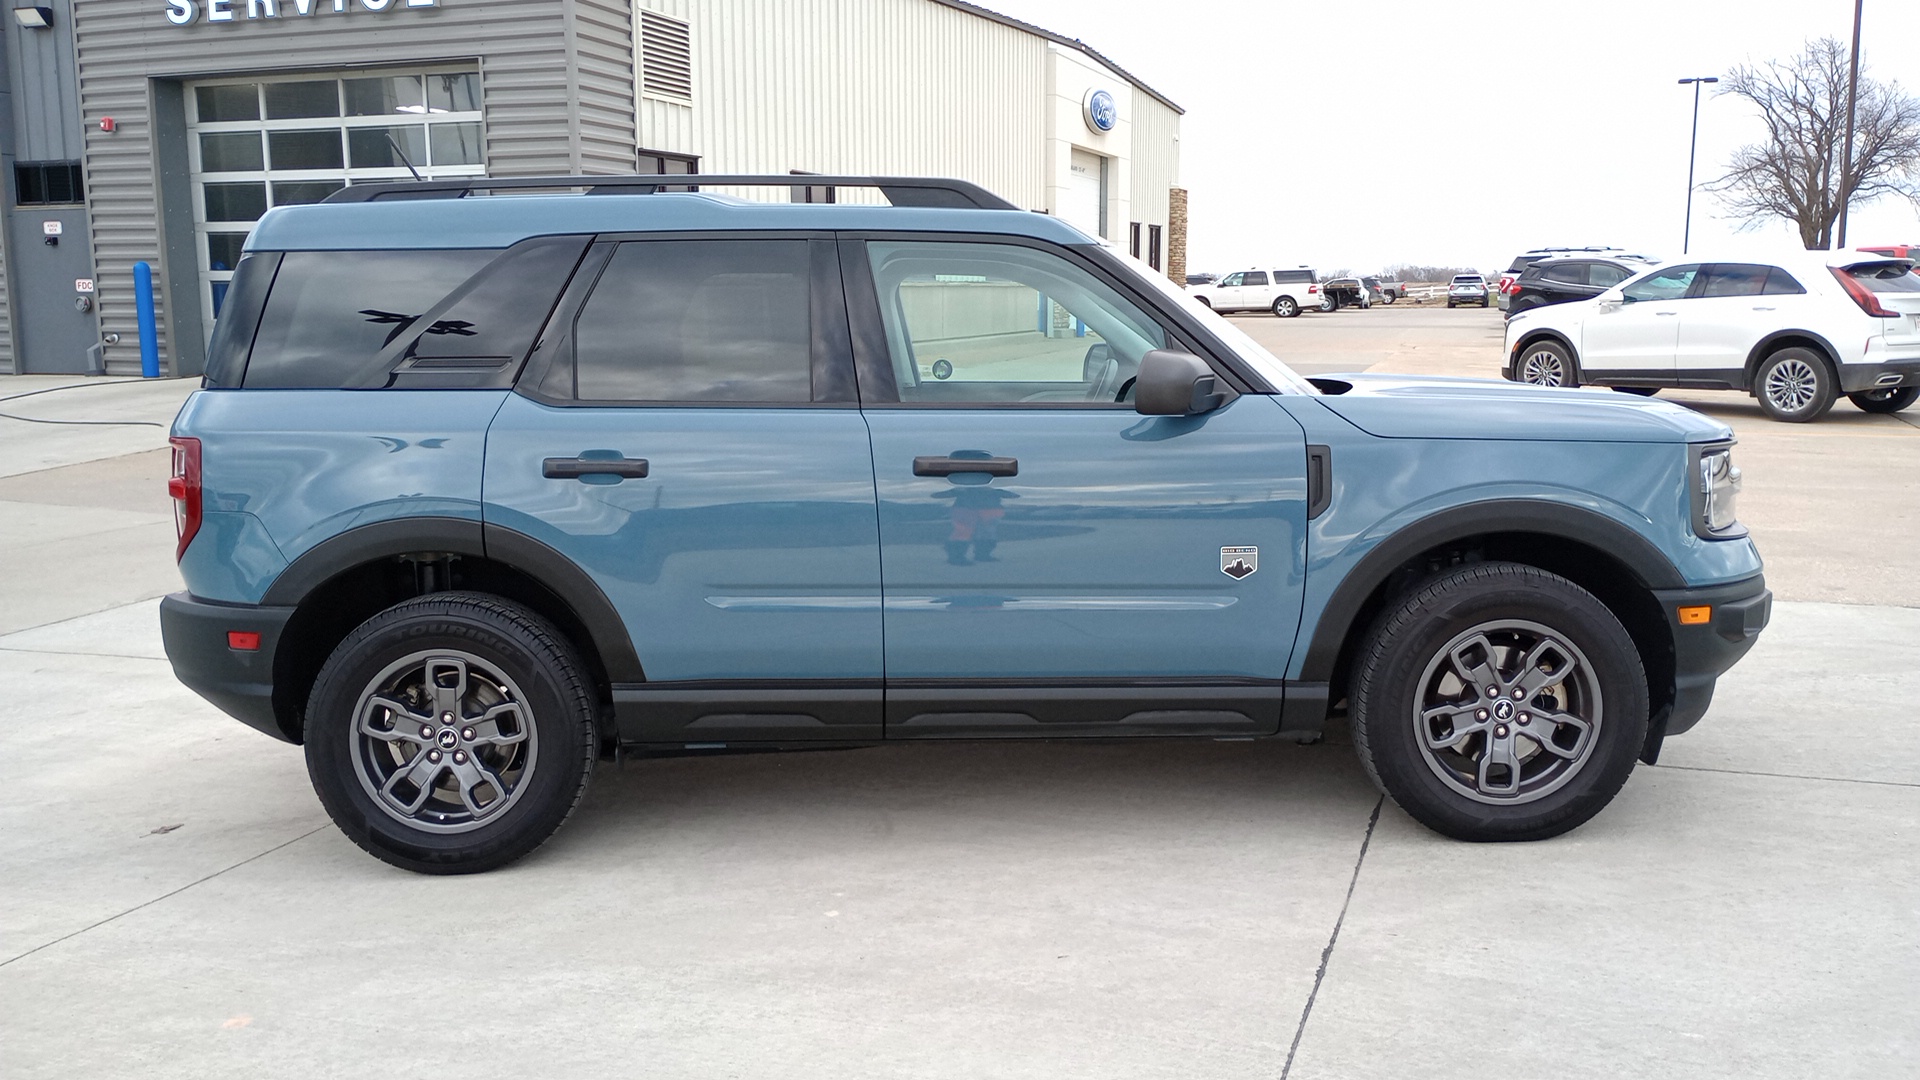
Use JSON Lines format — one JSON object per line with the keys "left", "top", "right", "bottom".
{"left": 321, "top": 174, "right": 1020, "bottom": 210}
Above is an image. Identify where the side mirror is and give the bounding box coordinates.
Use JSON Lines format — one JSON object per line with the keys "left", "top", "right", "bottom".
{"left": 1134, "top": 350, "right": 1227, "bottom": 416}
{"left": 1597, "top": 293, "right": 1624, "bottom": 311}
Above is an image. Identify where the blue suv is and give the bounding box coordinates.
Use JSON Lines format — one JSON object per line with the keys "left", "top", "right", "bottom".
{"left": 160, "top": 175, "right": 1770, "bottom": 873}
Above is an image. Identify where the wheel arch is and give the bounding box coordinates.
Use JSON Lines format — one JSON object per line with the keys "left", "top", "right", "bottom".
{"left": 1508, "top": 328, "right": 1579, "bottom": 379}
{"left": 1299, "top": 501, "right": 1683, "bottom": 748}
{"left": 1744, "top": 330, "right": 1840, "bottom": 388}
{"left": 260, "top": 517, "right": 641, "bottom": 743}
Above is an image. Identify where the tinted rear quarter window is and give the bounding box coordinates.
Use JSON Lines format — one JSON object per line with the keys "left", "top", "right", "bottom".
{"left": 570, "top": 240, "right": 813, "bottom": 403}
{"left": 1275, "top": 270, "right": 1314, "bottom": 284}
{"left": 244, "top": 249, "right": 498, "bottom": 387}
{"left": 1699, "top": 264, "right": 1772, "bottom": 298}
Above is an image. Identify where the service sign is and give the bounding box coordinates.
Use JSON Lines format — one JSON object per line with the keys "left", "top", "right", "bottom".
{"left": 164, "top": 0, "right": 438, "bottom": 27}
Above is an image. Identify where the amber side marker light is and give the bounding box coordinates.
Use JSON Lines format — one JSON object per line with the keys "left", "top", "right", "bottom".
{"left": 228, "top": 631, "right": 261, "bottom": 651}
{"left": 1677, "top": 606, "right": 1712, "bottom": 625}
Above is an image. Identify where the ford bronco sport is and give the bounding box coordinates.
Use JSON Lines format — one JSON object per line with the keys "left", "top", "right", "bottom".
{"left": 161, "top": 175, "right": 1770, "bottom": 873}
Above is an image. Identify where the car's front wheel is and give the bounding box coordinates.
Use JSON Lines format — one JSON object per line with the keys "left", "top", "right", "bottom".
{"left": 1755, "top": 348, "right": 1837, "bottom": 422}
{"left": 1273, "top": 296, "right": 1299, "bottom": 318}
{"left": 1516, "top": 340, "right": 1576, "bottom": 387}
{"left": 1847, "top": 386, "right": 1919, "bottom": 414}
{"left": 1350, "top": 563, "right": 1649, "bottom": 841}
{"left": 305, "top": 592, "right": 597, "bottom": 874}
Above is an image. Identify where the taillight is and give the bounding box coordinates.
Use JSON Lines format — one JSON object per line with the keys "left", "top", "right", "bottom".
{"left": 1308, "top": 284, "right": 1319, "bottom": 293}
{"left": 1831, "top": 267, "right": 1900, "bottom": 317}
{"left": 169, "top": 436, "right": 202, "bottom": 562}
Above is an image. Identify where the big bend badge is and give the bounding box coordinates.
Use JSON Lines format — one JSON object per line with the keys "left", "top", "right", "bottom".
{"left": 1221, "top": 546, "right": 1258, "bottom": 580}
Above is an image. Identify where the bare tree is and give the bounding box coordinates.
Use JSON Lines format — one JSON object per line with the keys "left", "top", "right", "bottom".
{"left": 1711, "top": 37, "right": 1920, "bottom": 249}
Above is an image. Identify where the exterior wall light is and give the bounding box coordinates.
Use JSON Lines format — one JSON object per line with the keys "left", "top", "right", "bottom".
{"left": 13, "top": 6, "right": 54, "bottom": 27}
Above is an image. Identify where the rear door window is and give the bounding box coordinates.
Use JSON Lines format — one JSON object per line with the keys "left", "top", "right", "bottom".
{"left": 1699, "top": 264, "right": 1771, "bottom": 297}
{"left": 569, "top": 240, "right": 814, "bottom": 403}
{"left": 1762, "top": 267, "right": 1807, "bottom": 295}
{"left": 1589, "top": 263, "right": 1633, "bottom": 288}
{"left": 1541, "top": 262, "right": 1587, "bottom": 285}
{"left": 1243, "top": 271, "right": 1269, "bottom": 286}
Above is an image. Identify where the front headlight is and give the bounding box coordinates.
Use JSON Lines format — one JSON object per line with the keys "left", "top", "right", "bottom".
{"left": 1695, "top": 444, "right": 1743, "bottom": 536}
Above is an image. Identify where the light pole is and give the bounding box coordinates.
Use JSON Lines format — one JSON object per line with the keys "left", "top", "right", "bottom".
{"left": 1678, "top": 76, "right": 1719, "bottom": 255}
{"left": 1836, "top": 0, "right": 1864, "bottom": 249}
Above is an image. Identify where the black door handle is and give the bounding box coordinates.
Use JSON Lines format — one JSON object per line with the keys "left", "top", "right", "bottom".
{"left": 543, "top": 456, "right": 649, "bottom": 479}
{"left": 913, "top": 455, "right": 1018, "bottom": 477}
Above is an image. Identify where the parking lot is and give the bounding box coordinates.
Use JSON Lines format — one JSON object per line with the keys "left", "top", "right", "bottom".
{"left": 3, "top": 315, "right": 1916, "bottom": 1078}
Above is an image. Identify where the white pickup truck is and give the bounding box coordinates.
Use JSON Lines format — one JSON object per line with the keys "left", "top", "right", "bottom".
{"left": 1186, "top": 267, "right": 1322, "bottom": 317}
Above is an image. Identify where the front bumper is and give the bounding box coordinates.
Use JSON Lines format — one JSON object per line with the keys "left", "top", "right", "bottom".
{"left": 1649, "top": 574, "right": 1771, "bottom": 748}
{"left": 159, "top": 592, "right": 297, "bottom": 742}
{"left": 1837, "top": 358, "right": 1920, "bottom": 393}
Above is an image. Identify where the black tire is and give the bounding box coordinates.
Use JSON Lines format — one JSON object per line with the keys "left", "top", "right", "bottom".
{"left": 1446, "top": 301, "right": 1456, "bottom": 309}
{"left": 1847, "top": 386, "right": 1919, "bottom": 414}
{"left": 1481, "top": 299, "right": 1490, "bottom": 307}
{"left": 1195, "top": 296, "right": 1212, "bottom": 309}
{"left": 1350, "top": 562, "right": 1649, "bottom": 842}
{"left": 1382, "top": 293, "right": 1397, "bottom": 305}
{"left": 1320, "top": 296, "right": 1336, "bottom": 313}
{"left": 305, "top": 592, "right": 597, "bottom": 874}
{"left": 1515, "top": 339, "right": 1577, "bottom": 388}
{"left": 1754, "top": 347, "right": 1838, "bottom": 422}
{"left": 1273, "top": 295, "right": 1299, "bottom": 318}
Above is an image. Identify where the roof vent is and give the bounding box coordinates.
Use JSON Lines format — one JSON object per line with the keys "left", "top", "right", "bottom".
{"left": 640, "top": 11, "right": 693, "bottom": 101}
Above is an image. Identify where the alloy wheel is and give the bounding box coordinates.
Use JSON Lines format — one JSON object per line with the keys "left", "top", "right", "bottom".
{"left": 1412, "top": 619, "right": 1603, "bottom": 805}
{"left": 1763, "top": 356, "right": 1819, "bottom": 414}
{"left": 1520, "top": 348, "right": 1566, "bottom": 386}
{"left": 350, "top": 649, "right": 539, "bottom": 833}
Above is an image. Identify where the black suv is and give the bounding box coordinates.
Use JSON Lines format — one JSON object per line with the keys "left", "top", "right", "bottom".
{"left": 1506, "top": 255, "right": 1659, "bottom": 316}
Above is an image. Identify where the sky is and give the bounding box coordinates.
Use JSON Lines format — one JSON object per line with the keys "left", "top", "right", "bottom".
{"left": 980, "top": 0, "right": 1920, "bottom": 276}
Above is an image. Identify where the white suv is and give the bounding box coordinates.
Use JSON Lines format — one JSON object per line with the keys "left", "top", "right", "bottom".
{"left": 1503, "top": 253, "right": 1920, "bottom": 421}
{"left": 1187, "top": 267, "right": 1321, "bottom": 317}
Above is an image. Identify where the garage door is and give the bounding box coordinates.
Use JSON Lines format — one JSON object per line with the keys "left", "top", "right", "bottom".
{"left": 186, "top": 67, "right": 487, "bottom": 333}
{"left": 1062, "top": 148, "right": 1107, "bottom": 240}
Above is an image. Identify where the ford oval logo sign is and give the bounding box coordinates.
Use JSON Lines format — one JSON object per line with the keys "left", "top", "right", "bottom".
{"left": 1083, "top": 89, "right": 1117, "bottom": 134}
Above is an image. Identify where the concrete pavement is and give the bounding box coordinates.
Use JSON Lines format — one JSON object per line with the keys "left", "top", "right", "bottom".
{"left": 2, "top": 347, "right": 1916, "bottom": 1078}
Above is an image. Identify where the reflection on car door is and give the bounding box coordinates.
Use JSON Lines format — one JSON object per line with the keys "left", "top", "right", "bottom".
{"left": 1582, "top": 264, "right": 1699, "bottom": 379}
{"left": 1241, "top": 270, "right": 1272, "bottom": 310}
{"left": 844, "top": 236, "right": 1310, "bottom": 738}
{"left": 1215, "top": 271, "right": 1245, "bottom": 311}
{"left": 484, "top": 237, "right": 885, "bottom": 742}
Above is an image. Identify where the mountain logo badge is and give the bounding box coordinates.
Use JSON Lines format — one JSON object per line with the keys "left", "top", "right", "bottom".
{"left": 1221, "top": 546, "right": 1258, "bottom": 579}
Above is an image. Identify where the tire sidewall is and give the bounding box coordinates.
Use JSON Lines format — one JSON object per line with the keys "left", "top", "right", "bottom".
{"left": 1518, "top": 341, "right": 1575, "bottom": 387}
{"left": 1354, "top": 568, "right": 1648, "bottom": 840}
{"left": 1274, "top": 296, "right": 1298, "bottom": 318}
{"left": 305, "top": 601, "right": 591, "bottom": 873}
{"left": 1848, "top": 385, "right": 1919, "bottom": 413}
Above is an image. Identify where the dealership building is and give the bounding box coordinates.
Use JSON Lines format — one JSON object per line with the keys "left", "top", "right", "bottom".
{"left": 0, "top": 0, "right": 1183, "bottom": 376}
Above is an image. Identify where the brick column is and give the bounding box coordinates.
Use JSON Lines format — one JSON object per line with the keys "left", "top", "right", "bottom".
{"left": 1167, "top": 186, "right": 1188, "bottom": 283}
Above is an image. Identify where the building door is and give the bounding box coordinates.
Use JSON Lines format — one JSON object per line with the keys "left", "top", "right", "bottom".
{"left": 1062, "top": 148, "right": 1107, "bottom": 239}
{"left": 8, "top": 163, "right": 97, "bottom": 374}
{"left": 184, "top": 68, "right": 486, "bottom": 339}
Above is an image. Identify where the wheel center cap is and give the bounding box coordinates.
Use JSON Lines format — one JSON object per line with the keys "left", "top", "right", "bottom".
{"left": 1492, "top": 700, "right": 1515, "bottom": 722}
{"left": 437, "top": 728, "right": 460, "bottom": 750}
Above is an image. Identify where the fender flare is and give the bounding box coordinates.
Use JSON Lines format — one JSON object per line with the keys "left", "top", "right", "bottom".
{"left": 1294, "top": 499, "right": 1685, "bottom": 684}
{"left": 1507, "top": 328, "right": 1579, "bottom": 379}
{"left": 261, "top": 516, "right": 643, "bottom": 682}
{"left": 1745, "top": 329, "right": 1841, "bottom": 385}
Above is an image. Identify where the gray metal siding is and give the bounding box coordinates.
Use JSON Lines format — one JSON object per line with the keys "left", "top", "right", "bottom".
{"left": 70, "top": 0, "right": 634, "bottom": 375}
{"left": 7, "top": 0, "right": 84, "bottom": 162}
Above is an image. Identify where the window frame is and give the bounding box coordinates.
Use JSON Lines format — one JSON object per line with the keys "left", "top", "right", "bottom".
{"left": 836, "top": 231, "right": 1258, "bottom": 409}
{"left": 513, "top": 231, "right": 858, "bottom": 410}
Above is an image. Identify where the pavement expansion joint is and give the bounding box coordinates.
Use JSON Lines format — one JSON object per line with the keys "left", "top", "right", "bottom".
{"left": 0, "top": 823, "right": 331, "bottom": 970}
{"left": 1651, "top": 762, "right": 1920, "bottom": 789}
{"left": 1280, "top": 794, "right": 1385, "bottom": 1080}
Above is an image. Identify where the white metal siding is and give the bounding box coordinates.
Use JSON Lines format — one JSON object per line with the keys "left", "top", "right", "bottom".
{"left": 1129, "top": 94, "right": 1179, "bottom": 230}
{"left": 636, "top": 0, "right": 1049, "bottom": 209}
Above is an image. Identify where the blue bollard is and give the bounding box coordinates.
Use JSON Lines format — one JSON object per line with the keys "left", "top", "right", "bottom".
{"left": 134, "top": 260, "right": 160, "bottom": 378}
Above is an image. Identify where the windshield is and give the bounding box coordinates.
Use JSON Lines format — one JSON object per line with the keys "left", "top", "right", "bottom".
{"left": 1110, "top": 245, "right": 1319, "bottom": 395}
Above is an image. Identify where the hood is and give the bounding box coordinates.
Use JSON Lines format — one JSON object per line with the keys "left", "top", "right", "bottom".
{"left": 1305, "top": 372, "right": 1733, "bottom": 443}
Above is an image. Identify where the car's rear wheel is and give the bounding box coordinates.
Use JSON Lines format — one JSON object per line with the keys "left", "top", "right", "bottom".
{"left": 1755, "top": 348, "right": 1837, "bottom": 422}
{"left": 305, "top": 592, "right": 596, "bottom": 874}
{"left": 1517, "top": 340, "right": 1576, "bottom": 387}
{"left": 1446, "top": 301, "right": 1456, "bottom": 308}
{"left": 1382, "top": 292, "right": 1397, "bottom": 305}
{"left": 1350, "top": 562, "right": 1648, "bottom": 841}
{"left": 1273, "top": 296, "right": 1299, "bottom": 318}
{"left": 1847, "top": 386, "right": 1919, "bottom": 414}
